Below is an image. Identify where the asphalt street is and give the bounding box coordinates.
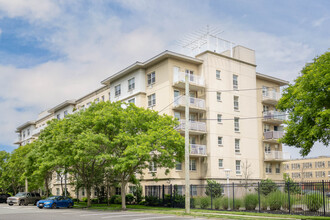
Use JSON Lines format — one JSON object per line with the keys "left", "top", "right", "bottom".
{"left": 0, "top": 203, "right": 208, "bottom": 220}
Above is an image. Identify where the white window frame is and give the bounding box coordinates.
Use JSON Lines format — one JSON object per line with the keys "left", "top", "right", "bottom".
{"left": 218, "top": 136, "right": 223, "bottom": 146}
{"left": 57, "top": 114, "right": 60, "bottom": 120}
{"left": 234, "top": 96, "right": 239, "bottom": 111}
{"left": 266, "top": 163, "right": 272, "bottom": 174}
{"left": 189, "top": 159, "right": 196, "bottom": 171}
{"left": 235, "top": 139, "right": 240, "bottom": 154}
{"left": 128, "top": 98, "right": 135, "bottom": 104}
{"left": 218, "top": 159, "right": 223, "bottom": 168}
{"left": 233, "top": 75, "right": 238, "bottom": 90}
{"left": 128, "top": 77, "right": 135, "bottom": 91}
{"left": 149, "top": 162, "right": 157, "bottom": 172}
{"left": 148, "top": 93, "right": 156, "bottom": 107}
{"left": 275, "top": 164, "right": 280, "bottom": 174}
{"left": 147, "top": 72, "right": 156, "bottom": 85}
{"left": 176, "top": 161, "right": 182, "bottom": 171}
{"left": 217, "top": 92, "right": 221, "bottom": 102}
{"left": 262, "top": 86, "right": 269, "bottom": 96}
{"left": 64, "top": 110, "right": 68, "bottom": 118}
{"left": 216, "top": 70, "right": 221, "bottom": 79}
{"left": 234, "top": 117, "right": 239, "bottom": 132}
{"left": 115, "top": 84, "right": 121, "bottom": 96}
{"left": 217, "top": 114, "right": 222, "bottom": 123}
{"left": 236, "top": 160, "right": 241, "bottom": 175}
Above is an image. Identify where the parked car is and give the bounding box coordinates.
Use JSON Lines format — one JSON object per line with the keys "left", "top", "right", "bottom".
{"left": 37, "top": 196, "right": 74, "bottom": 209}
{"left": 7, "top": 192, "right": 41, "bottom": 206}
{"left": 326, "top": 192, "right": 330, "bottom": 198}
{"left": 0, "top": 194, "right": 11, "bottom": 203}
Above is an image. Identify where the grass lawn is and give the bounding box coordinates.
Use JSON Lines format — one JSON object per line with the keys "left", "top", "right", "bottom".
{"left": 74, "top": 203, "right": 330, "bottom": 220}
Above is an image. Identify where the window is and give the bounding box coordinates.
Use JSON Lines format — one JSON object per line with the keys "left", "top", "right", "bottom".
{"left": 115, "top": 84, "right": 121, "bottom": 96}
{"left": 233, "top": 75, "right": 238, "bottom": 90}
{"left": 128, "top": 98, "right": 135, "bottom": 104}
{"left": 234, "top": 117, "right": 239, "bottom": 132}
{"left": 217, "top": 92, "right": 221, "bottom": 102}
{"left": 276, "top": 164, "right": 280, "bottom": 174}
{"left": 292, "top": 172, "right": 300, "bottom": 178}
{"left": 149, "top": 162, "right": 157, "bottom": 172}
{"left": 303, "top": 162, "right": 312, "bottom": 169}
{"left": 217, "top": 114, "right": 222, "bottom": 123}
{"left": 27, "top": 129, "right": 30, "bottom": 136}
{"left": 176, "top": 161, "right": 182, "bottom": 171}
{"left": 57, "top": 114, "right": 60, "bottom": 120}
{"left": 189, "top": 159, "right": 196, "bottom": 171}
{"left": 234, "top": 96, "right": 239, "bottom": 110}
{"left": 218, "top": 159, "right": 223, "bottom": 168}
{"left": 316, "top": 171, "right": 325, "bottom": 178}
{"left": 266, "top": 163, "right": 272, "bottom": 174}
{"left": 56, "top": 188, "right": 60, "bottom": 196}
{"left": 303, "top": 172, "right": 313, "bottom": 178}
{"left": 264, "top": 143, "right": 271, "bottom": 153}
{"left": 115, "top": 187, "right": 121, "bottom": 195}
{"left": 262, "top": 86, "right": 269, "bottom": 96}
{"left": 94, "top": 188, "right": 98, "bottom": 196}
{"left": 263, "top": 105, "right": 269, "bottom": 113}
{"left": 128, "top": 78, "right": 135, "bottom": 90}
{"left": 95, "top": 98, "right": 99, "bottom": 104}
{"left": 174, "top": 112, "right": 180, "bottom": 120}
{"left": 218, "top": 137, "right": 223, "bottom": 146}
{"left": 175, "top": 185, "right": 184, "bottom": 195}
{"left": 264, "top": 124, "right": 270, "bottom": 132}
{"left": 108, "top": 92, "right": 111, "bottom": 101}
{"left": 64, "top": 110, "right": 68, "bottom": 117}
{"left": 102, "top": 95, "right": 105, "bottom": 101}
{"left": 129, "top": 186, "right": 136, "bottom": 194}
{"left": 148, "top": 93, "right": 156, "bottom": 107}
{"left": 328, "top": 161, "right": 330, "bottom": 168}
{"left": 147, "top": 72, "right": 155, "bottom": 85}
{"left": 235, "top": 139, "right": 240, "bottom": 154}
{"left": 315, "top": 161, "right": 325, "bottom": 168}
{"left": 291, "top": 163, "right": 300, "bottom": 170}
{"left": 190, "top": 185, "right": 197, "bottom": 196}
{"left": 216, "top": 70, "right": 221, "bottom": 79}
{"left": 236, "top": 160, "right": 241, "bottom": 175}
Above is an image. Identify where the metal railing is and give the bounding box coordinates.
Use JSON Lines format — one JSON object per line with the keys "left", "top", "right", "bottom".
{"left": 174, "top": 96, "right": 205, "bottom": 109}
{"left": 263, "top": 111, "right": 286, "bottom": 121}
{"left": 173, "top": 71, "right": 205, "bottom": 87}
{"left": 177, "top": 120, "right": 206, "bottom": 132}
{"left": 190, "top": 144, "right": 206, "bottom": 156}
{"left": 264, "top": 151, "right": 290, "bottom": 160}
{"left": 264, "top": 131, "right": 284, "bottom": 140}
{"left": 262, "top": 92, "right": 281, "bottom": 102}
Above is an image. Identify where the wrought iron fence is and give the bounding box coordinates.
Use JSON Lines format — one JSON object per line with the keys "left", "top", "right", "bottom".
{"left": 144, "top": 181, "right": 330, "bottom": 216}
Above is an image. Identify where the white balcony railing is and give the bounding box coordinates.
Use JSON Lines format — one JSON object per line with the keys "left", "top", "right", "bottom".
{"left": 264, "top": 131, "right": 284, "bottom": 140}
{"left": 262, "top": 91, "right": 281, "bottom": 102}
{"left": 173, "top": 71, "right": 205, "bottom": 87}
{"left": 174, "top": 96, "right": 205, "bottom": 109}
{"left": 177, "top": 119, "right": 206, "bottom": 132}
{"left": 32, "top": 126, "right": 47, "bottom": 136}
{"left": 190, "top": 144, "right": 207, "bottom": 156}
{"left": 264, "top": 151, "right": 290, "bottom": 160}
{"left": 263, "top": 111, "right": 286, "bottom": 121}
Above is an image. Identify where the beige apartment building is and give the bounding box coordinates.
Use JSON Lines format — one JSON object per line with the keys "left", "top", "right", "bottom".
{"left": 284, "top": 156, "right": 330, "bottom": 182}
{"left": 14, "top": 44, "right": 289, "bottom": 197}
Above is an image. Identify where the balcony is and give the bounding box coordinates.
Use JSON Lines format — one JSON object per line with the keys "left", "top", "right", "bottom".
{"left": 263, "top": 131, "right": 284, "bottom": 143}
{"left": 32, "top": 126, "right": 47, "bottom": 136}
{"left": 190, "top": 144, "right": 207, "bottom": 157}
{"left": 177, "top": 119, "right": 206, "bottom": 134}
{"left": 262, "top": 92, "right": 281, "bottom": 105}
{"left": 173, "top": 96, "right": 206, "bottom": 112}
{"left": 173, "top": 71, "right": 205, "bottom": 90}
{"left": 263, "top": 111, "right": 286, "bottom": 124}
{"left": 264, "top": 151, "right": 290, "bottom": 161}
{"left": 13, "top": 137, "right": 23, "bottom": 145}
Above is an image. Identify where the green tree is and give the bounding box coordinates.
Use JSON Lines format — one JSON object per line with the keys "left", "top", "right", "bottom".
{"left": 0, "top": 151, "right": 10, "bottom": 192}
{"left": 205, "top": 179, "right": 223, "bottom": 198}
{"left": 257, "top": 179, "right": 278, "bottom": 196}
{"left": 283, "top": 173, "right": 301, "bottom": 194}
{"left": 277, "top": 51, "right": 330, "bottom": 156}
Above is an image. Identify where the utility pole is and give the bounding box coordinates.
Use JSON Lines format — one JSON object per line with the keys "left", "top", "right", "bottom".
{"left": 25, "top": 177, "right": 28, "bottom": 192}
{"left": 185, "top": 73, "right": 190, "bottom": 213}
{"left": 64, "top": 172, "right": 67, "bottom": 197}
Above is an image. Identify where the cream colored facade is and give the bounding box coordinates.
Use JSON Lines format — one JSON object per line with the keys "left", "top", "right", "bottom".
{"left": 14, "top": 46, "right": 289, "bottom": 196}
{"left": 283, "top": 156, "right": 330, "bottom": 182}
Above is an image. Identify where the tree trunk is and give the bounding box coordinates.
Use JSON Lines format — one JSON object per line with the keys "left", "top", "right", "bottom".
{"left": 44, "top": 177, "right": 49, "bottom": 197}
{"left": 87, "top": 187, "right": 91, "bottom": 207}
{"left": 121, "top": 180, "right": 127, "bottom": 210}
{"left": 107, "top": 184, "right": 110, "bottom": 206}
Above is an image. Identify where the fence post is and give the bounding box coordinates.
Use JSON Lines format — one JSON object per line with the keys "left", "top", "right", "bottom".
{"left": 162, "top": 185, "right": 165, "bottom": 205}
{"left": 170, "top": 184, "right": 173, "bottom": 208}
{"left": 232, "top": 183, "right": 235, "bottom": 210}
{"left": 258, "top": 182, "right": 260, "bottom": 213}
{"left": 322, "top": 180, "right": 326, "bottom": 216}
{"left": 287, "top": 181, "right": 291, "bottom": 214}
{"left": 210, "top": 184, "right": 213, "bottom": 209}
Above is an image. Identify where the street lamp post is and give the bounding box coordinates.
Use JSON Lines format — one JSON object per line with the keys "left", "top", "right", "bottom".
{"left": 224, "top": 169, "right": 231, "bottom": 210}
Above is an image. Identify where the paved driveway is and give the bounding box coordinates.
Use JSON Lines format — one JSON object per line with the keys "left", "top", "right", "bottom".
{"left": 0, "top": 203, "right": 207, "bottom": 220}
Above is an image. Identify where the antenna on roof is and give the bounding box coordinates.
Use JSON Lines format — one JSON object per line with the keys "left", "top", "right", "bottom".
{"left": 177, "top": 25, "right": 235, "bottom": 57}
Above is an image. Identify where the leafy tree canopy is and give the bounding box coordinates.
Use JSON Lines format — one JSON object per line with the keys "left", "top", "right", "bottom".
{"left": 277, "top": 51, "right": 330, "bottom": 156}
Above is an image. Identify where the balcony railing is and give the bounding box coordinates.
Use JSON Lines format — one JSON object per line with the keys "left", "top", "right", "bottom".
{"left": 263, "top": 111, "right": 286, "bottom": 121}
{"left": 177, "top": 119, "right": 206, "bottom": 133}
{"left": 262, "top": 92, "right": 281, "bottom": 102}
{"left": 174, "top": 96, "right": 205, "bottom": 109}
{"left": 190, "top": 144, "right": 207, "bottom": 156}
{"left": 264, "top": 131, "right": 284, "bottom": 140}
{"left": 173, "top": 71, "right": 205, "bottom": 87}
{"left": 32, "top": 126, "right": 46, "bottom": 136}
{"left": 264, "top": 151, "right": 290, "bottom": 161}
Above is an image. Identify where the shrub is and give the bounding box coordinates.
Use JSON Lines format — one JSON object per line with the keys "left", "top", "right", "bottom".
{"left": 260, "top": 196, "right": 268, "bottom": 210}
{"left": 110, "top": 195, "right": 121, "bottom": 204}
{"left": 231, "top": 198, "right": 242, "bottom": 210}
{"left": 125, "top": 193, "right": 134, "bottom": 204}
{"left": 221, "top": 197, "right": 229, "bottom": 210}
{"left": 205, "top": 179, "right": 223, "bottom": 198}
{"left": 257, "top": 179, "right": 278, "bottom": 196}
{"left": 194, "top": 197, "right": 201, "bottom": 208}
{"left": 282, "top": 193, "right": 294, "bottom": 210}
{"left": 81, "top": 197, "right": 88, "bottom": 202}
{"left": 305, "top": 193, "right": 323, "bottom": 212}
{"left": 138, "top": 200, "right": 146, "bottom": 205}
{"left": 214, "top": 197, "right": 222, "bottom": 210}
{"left": 133, "top": 183, "right": 143, "bottom": 203}
{"left": 145, "top": 196, "right": 160, "bottom": 206}
{"left": 200, "top": 197, "right": 210, "bottom": 209}
{"left": 190, "top": 197, "right": 195, "bottom": 208}
{"left": 267, "top": 191, "right": 282, "bottom": 211}
{"left": 243, "top": 193, "right": 258, "bottom": 210}
{"left": 173, "top": 194, "right": 185, "bottom": 208}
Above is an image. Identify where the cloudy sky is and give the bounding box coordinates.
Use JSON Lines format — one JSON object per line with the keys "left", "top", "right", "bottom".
{"left": 0, "top": 0, "right": 329, "bottom": 158}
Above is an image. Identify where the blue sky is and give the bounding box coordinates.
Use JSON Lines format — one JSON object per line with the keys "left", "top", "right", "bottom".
{"left": 0, "top": 0, "right": 329, "bottom": 158}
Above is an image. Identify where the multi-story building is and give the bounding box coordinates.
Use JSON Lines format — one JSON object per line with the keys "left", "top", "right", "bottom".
{"left": 283, "top": 156, "right": 330, "bottom": 182}
{"left": 14, "top": 44, "right": 289, "bottom": 196}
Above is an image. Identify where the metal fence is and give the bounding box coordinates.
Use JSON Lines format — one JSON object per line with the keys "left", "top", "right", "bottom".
{"left": 144, "top": 181, "right": 330, "bottom": 216}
